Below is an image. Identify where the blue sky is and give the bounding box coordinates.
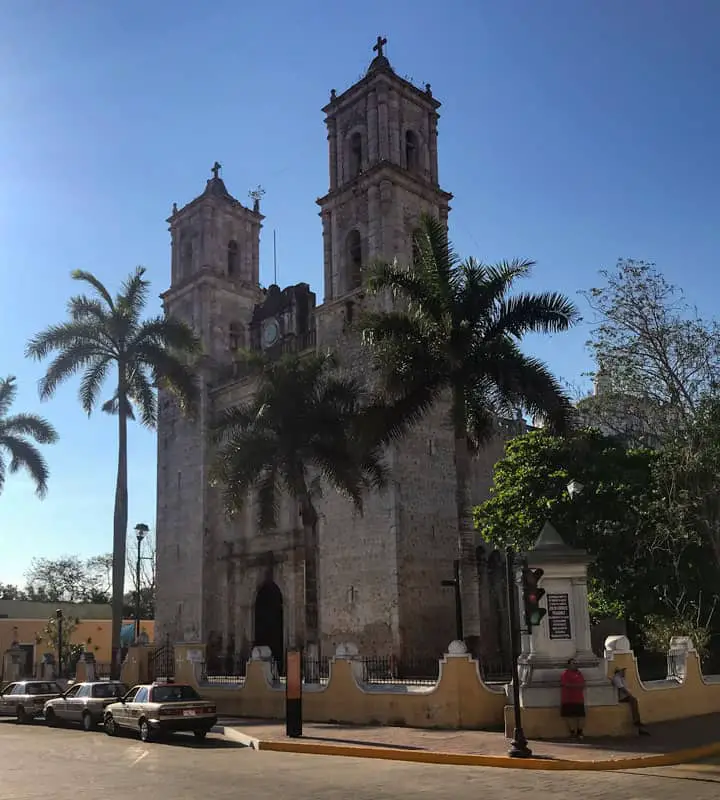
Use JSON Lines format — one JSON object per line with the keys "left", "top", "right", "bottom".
{"left": 1, "top": 1, "right": 718, "bottom": 585}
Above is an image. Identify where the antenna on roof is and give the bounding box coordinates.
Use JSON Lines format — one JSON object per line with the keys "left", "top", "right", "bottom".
{"left": 273, "top": 229, "right": 278, "bottom": 286}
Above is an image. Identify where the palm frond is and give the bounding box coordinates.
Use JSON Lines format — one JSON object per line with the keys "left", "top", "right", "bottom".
{"left": 25, "top": 320, "right": 114, "bottom": 362}
{"left": 118, "top": 267, "right": 150, "bottom": 322}
{"left": 71, "top": 270, "right": 115, "bottom": 309}
{"left": 1, "top": 413, "right": 58, "bottom": 445}
{"left": 473, "top": 338, "right": 576, "bottom": 434}
{"left": 133, "top": 340, "right": 199, "bottom": 419}
{"left": 126, "top": 365, "right": 157, "bottom": 428}
{"left": 0, "top": 376, "right": 18, "bottom": 418}
{"left": 78, "top": 356, "right": 113, "bottom": 415}
{"left": 132, "top": 315, "right": 201, "bottom": 356}
{"left": 487, "top": 291, "right": 580, "bottom": 339}
{"left": 67, "top": 294, "right": 111, "bottom": 325}
{"left": 1, "top": 433, "right": 51, "bottom": 497}
{"left": 37, "top": 343, "right": 105, "bottom": 400}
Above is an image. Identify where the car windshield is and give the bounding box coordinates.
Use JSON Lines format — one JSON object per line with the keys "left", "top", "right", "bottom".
{"left": 26, "top": 683, "right": 60, "bottom": 695}
{"left": 92, "top": 683, "right": 127, "bottom": 699}
{"left": 150, "top": 685, "right": 201, "bottom": 703}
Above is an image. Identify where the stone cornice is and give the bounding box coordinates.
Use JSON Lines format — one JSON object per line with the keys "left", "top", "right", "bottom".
{"left": 316, "top": 160, "right": 453, "bottom": 210}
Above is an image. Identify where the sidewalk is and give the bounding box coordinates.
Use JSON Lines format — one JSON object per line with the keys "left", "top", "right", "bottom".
{"left": 215, "top": 713, "right": 720, "bottom": 769}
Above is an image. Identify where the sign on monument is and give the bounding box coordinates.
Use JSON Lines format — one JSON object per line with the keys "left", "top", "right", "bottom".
{"left": 547, "top": 592, "right": 572, "bottom": 640}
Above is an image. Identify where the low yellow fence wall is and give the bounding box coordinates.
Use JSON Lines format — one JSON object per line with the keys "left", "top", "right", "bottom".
{"left": 606, "top": 636, "right": 720, "bottom": 725}
{"left": 175, "top": 644, "right": 507, "bottom": 730}
{"left": 157, "top": 636, "right": 720, "bottom": 736}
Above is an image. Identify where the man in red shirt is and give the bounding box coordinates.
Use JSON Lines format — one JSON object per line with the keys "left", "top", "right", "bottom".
{"left": 560, "top": 658, "right": 586, "bottom": 739}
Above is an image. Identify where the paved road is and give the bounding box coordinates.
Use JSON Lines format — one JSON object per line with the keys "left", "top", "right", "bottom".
{"left": 1, "top": 719, "right": 719, "bottom": 799}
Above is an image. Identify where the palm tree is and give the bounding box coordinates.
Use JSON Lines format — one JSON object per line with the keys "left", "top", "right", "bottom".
{"left": 212, "top": 349, "right": 386, "bottom": 664}
{"left": 26, "top": 267, "right": 200, "bottom": 675}
{"left": 361, "top": 215, "right": 579, "bottom": 650}
{"left": 0, "top": 376, "right": 58, "bottom": 497}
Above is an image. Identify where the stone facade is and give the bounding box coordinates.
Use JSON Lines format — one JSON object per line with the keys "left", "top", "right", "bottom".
{"left": 155, "top": 43, "right": 521, "bottom": 664}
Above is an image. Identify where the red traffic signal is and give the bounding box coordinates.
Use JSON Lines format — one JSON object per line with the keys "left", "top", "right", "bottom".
{"left": 522, "top": 567, "right": 547, "bottom": 628}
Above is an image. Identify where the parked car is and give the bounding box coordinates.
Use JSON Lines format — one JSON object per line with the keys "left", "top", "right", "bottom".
{"left": 103, "top": 681, "right": 217, "bottom": 742}
{"left": 44, "top": 681, "right": 128, "bottom": 731}
{"left": 0, "top": 680, "right": 63, "bottom": 723}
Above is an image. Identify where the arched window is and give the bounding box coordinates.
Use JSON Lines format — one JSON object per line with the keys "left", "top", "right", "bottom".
{"left": 227, "top": 240, "right": 239, "bottom": 276}
{"left": 347, "top": 230, "right": 362, "bottom": 290}
{"left": 405, "top": 130, "right": 418, "bottom": 172}
{"left": 349, "top": 132, "right": 363, "bottom": 178}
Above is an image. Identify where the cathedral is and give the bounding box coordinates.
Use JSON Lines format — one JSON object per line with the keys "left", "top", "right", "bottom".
{"left": 154, "top": 39, "right": 518, "bottom": 666}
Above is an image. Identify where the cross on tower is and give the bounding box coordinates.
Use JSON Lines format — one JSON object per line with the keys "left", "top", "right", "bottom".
{"left": 211, "top": 161, "right": 222, "bottom": 180}
{"left": 373, "top": 35, "right": 387, "bottom": 58}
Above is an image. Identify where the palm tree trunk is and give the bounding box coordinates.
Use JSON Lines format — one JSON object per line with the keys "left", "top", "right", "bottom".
{"left": 300, "top": 496, "right": 320, "bottom": 681}
{"left": 452, "top": 390, "right": 482, "bottom": 656}
{"left": 110, "top": 383, "right": 129, "bottom": 679}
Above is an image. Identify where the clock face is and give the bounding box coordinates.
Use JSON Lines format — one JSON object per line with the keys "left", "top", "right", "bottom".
{"left": 262, "top": 318, "right": 280, "bottom": 347}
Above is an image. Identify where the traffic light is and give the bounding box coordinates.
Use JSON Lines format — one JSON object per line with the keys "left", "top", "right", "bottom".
{"left": 522, "top": 567, "right": 547, "bottom": 628}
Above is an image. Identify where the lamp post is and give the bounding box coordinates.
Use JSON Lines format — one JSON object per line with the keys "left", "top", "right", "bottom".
{"left": 505, "top": 548, "right": 532, "bottom": 758}
{"left": 441, "top": 559, "right": 464, "bottom": 642}
{"left": 55, "top": 609, "right": 63, "bottom": 679}
{"left": 134, "top": 523, "right": 149, "bottom": 641}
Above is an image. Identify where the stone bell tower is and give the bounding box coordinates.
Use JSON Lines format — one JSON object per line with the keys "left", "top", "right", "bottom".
{"left": 317, "top": 35, "right": 453, "bottom": 302}
{"left": 154, "top": 164, "right": 264, "bottom": 644}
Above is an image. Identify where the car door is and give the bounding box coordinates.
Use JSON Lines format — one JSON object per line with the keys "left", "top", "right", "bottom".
{"left": 0, "top": 684, "right": 16, "bottom": 715}
{"left": 65, "top": 683, "right": 86, "bottom": 722}
{"left": 127, "top": 687, "right": 149, "bottom": 727}
{"left": 115, "top": 686, "right": 140, "bottom": 728}
{"left": 58, "top": 683, "right": 82, "bottom": 721}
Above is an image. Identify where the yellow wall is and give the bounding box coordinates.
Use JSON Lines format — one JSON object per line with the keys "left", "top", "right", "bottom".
{"left": 173, "top": 644, "right": 507, "bottom": 730}
{"left": 608, "top": 649, "right": 720, "bottom": 724}
{"left": 1, "top": 618, "right": 155, "bottom": 664}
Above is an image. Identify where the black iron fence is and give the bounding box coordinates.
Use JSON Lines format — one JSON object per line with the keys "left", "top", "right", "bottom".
{"left": 360, "top": 656, "right": 440, "bottom": 686}
{"left": 200, "top": 654, "right": 248, "bottom": 684}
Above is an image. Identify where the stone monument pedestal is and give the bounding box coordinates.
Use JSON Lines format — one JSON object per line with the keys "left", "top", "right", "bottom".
{"left": 504, "top": 521, "right": 630, "bottom": 738}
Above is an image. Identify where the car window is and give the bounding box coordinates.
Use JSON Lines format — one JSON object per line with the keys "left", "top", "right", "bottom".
{"left": 150, "top": 685, "right": 201, "bottom": 703}
{"left": 123, "top": 687, "right": 140, "bottom": 702}
{"left": 134, "top": 687, "right": 149, "bottom": 703}
{"left": 76, "top": 684, "right": 92, "bottom": 698}
{"left": 12, "top": 684, "right": 26, "bottom": 695}
{"left": 27, "top": 682, "right": 61, "bottom": 695}
{"left": 2, "top": 683, "right": 16, "bottom": 695}
{"left": 64, "top": 684, "right": 82, "bottom": 698}
{"left": 92, "top": 683, "right": 127, "bottom": 699}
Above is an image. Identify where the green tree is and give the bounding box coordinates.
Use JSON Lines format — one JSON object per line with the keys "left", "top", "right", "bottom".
{"left": 580, "top": 259, "right": 720, "bottom": 445}
{"left": 26, "top": 267, "right": 200, "bottom": 674}
{"left": 360, "top": 215, "right": 578, "bottom": 646}
{"left": 0, "top": 375, "right": 58, "bottom": 498}
{"left": 653, "top": 398, "right": 720, "bottom": 573}
{"left": 212, "top": 350, "right": 386, "bottom": 659}
{"left": 474, "top": 428, "right": 715, "bottom": 632}
{"left": 35, "top": 614, "right": 83, "bottom": 672}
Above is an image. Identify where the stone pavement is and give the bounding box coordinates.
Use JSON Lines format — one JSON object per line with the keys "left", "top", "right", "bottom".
{"left": 217, "top": 712, "right": 720, "bottom": 762}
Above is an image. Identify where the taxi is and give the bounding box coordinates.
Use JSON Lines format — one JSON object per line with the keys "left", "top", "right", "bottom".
{"left": 103, "top": 680, "right": 217, "bottom": 742}
{"left": 0, "top": 680, "right": 64, "bottom": 723}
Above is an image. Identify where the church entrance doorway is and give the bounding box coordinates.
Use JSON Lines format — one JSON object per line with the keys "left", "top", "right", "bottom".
{"left": 254, "top": 581, "right": 284, "bottom": 666}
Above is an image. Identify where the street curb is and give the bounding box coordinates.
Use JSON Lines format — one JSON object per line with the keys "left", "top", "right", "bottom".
{"left": 246, "top": 738, "right": 720, "bottom": 771}
{"left": 214, "top": 725, "right": 260, "bottom": 749}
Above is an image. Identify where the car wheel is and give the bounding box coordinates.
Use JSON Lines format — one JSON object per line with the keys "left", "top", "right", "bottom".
{"left": 139, "top": 719, "right": 152, "bottom": 743}
{"left": 45, "top": 708, "right": 58, "bottom": 727}
{"left": 16, "top": 706, "right": 29, "bottom": 724}
{"left": 82, "top": 712, "right": 95, "bottom": 732}
{"left": 104, "top": 714, "right": 117, "bottom": 736}
{"left": 193, "top": 729, "right": 208, "bottom": 740}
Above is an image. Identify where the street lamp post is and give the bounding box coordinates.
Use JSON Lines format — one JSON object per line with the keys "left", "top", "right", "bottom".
{"left": 134, "top": 523, "right": 149, "bottom": 641}
{"left": 55, "top": 609, "right": 63, "bottom": 679}
{"left": 441, "top": 559, "right": 464, "bottom": 642}
{"left": 505, "top": 548, "right": 532, "bottom": 758}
